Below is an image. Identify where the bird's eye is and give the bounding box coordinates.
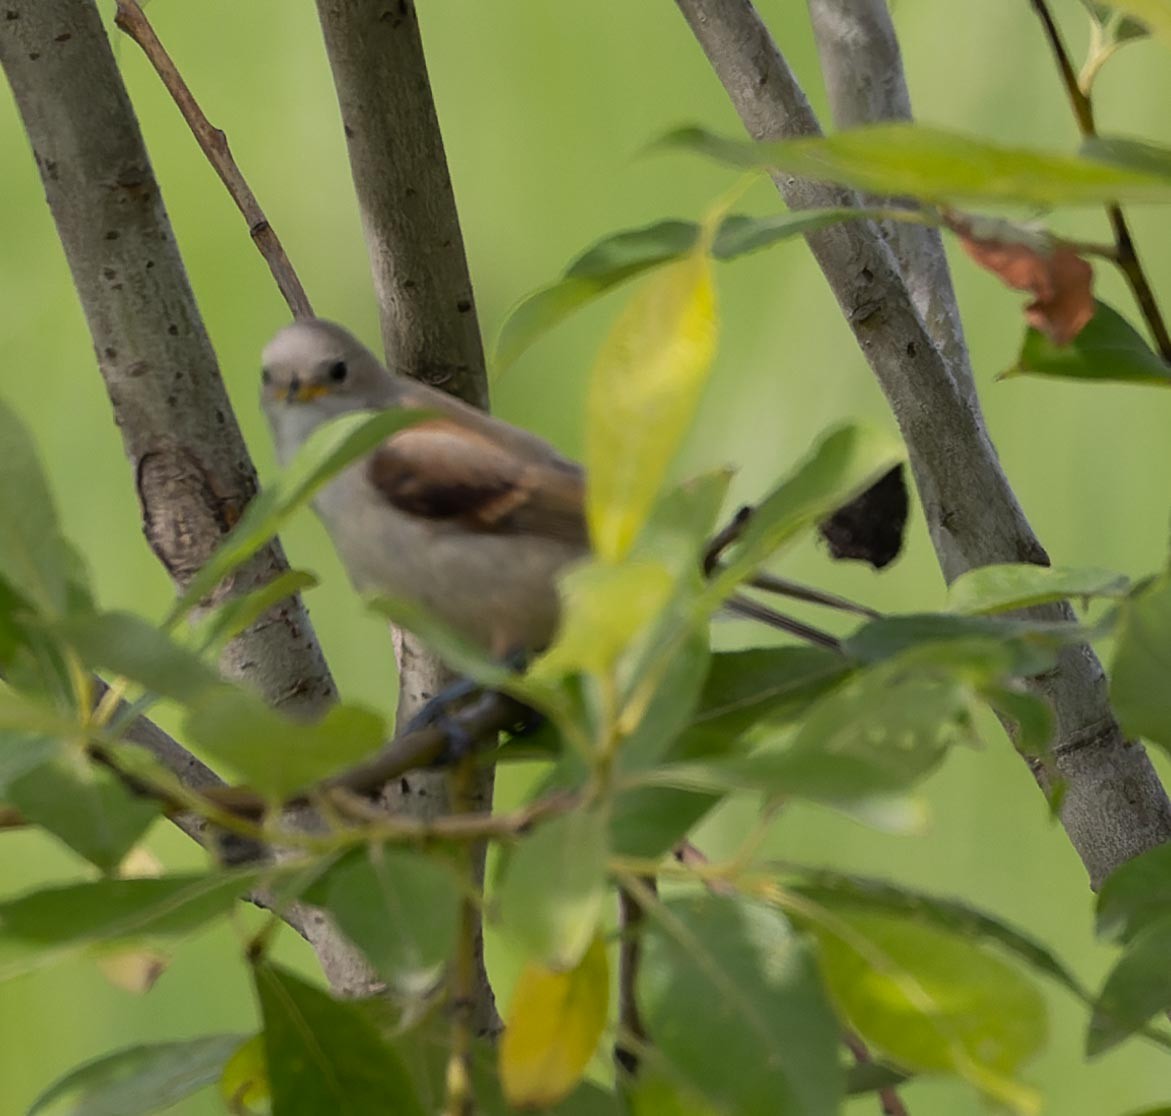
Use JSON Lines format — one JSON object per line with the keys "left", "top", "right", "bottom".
{"left": 261, "top": 367, "right": 272, "bottom": 385}
{"left": 328, "top": 360, "right": 348, "bottom": 384}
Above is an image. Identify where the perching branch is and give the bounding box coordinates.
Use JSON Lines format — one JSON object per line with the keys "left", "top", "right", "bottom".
{"left": 1027, "top": 0, "right": 1171, "bottom": 361}
{"left": 112, "top": 0, "right": 314, "bottom": 320}
{"left": 313, "top": 0, "right": 499, "bottom": 1034}
{"left": 673, "top": 0, "right": 1171, "bottom": 887}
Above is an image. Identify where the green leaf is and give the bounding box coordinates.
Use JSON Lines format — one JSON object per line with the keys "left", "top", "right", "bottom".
{"left": 533, "top": 560, "right": 677, "bottom": 685}
{"left": 0, "top": 870, "right": 263, "bottom": 981}
{"left": 494, "top": 211, "right": 872, "bottom": 372}
{"left": 255, "top": 961, "right": 424, "bottom": 1116}
{"left": 0, "top": 732, "right": 62, "bottom": 792}
{"left": 1088, "top": 917, "right": 1171, "bottom": 1055}
{"left": 714, "top": 425, "right": 904, "bottom": 590}
{"left": 802, "top": 907, "right": 1046, "bottom": 1113}
{"left": 616, "top": 628, "right": 711, "bottom": 774}
{"left": 306, "top": 845, "right": 461, "bottom": 995}
{"left": 610, "top": 786, "right": 719, "bottom": 859}
{"left": 785, "top": 869, "right": 1093, "bottom": 1006}
{"left": 57, "top": 611, "right": 222, "bottom": 704}
{"left": 1097, "top": 841, "right": 1171, "bottom": 944}
{"left": 772, "top": 654, "right": 977, "bottom": 793}
{"left": 982, "top": 684, "right": 1055, "bottom": 758}
{"left": 497, "top": 806, "right": 609, "bottom": 969}
{"left": 196, "top": 569, "right": 319, "bottom": 651}
{"left": 687, "top": 646, "right": 851, "bottom": 743}
{"left": 183, "top": 688, "right": 386, "bottom": 800}
{"left": 624, "top": 1072, "right": 722, "bottom": 1116}
{"left": 640, "top": 895, "right": 843, "bottom": 1116}
{"left": 500, "top": 935, "right": 610, "bottom": 1109}
{"left": 170, "top": 409, "right": 426, "bottom": 623}
{"left": 0, "top": 684, "right": 81, "bottom": 738}
{"left": 711, "top": 208, "right": 879, "bottom": 257}
{"left": 660, "top": 124, "right": 1171, "bottom": 207}
{"left": 611, "top": 648, "right": 847, "bottom": 858}
{"left": 585, "top": 247, "right": 717, "bottom": 561}
{"left": 846, "top": 614, "right": 1068, "bottom": 676}
{"left": 1083, "top": 136, "right": 1171, "bottom": 178}
{"left": 7, "top": 751, "right": 160, "bottom": 872}
{"left": 495, "top": 221, "right": 699, "bottom": 371}
{"left": 0, "top": 398, "right": 88, "bottom": 616}
{"left": 28, "top": 1034, "right": 244, "bottom": 1116}
{"left": 1003, "top": 300, "right": 1170, "bottom": 386}
{"left": 1110, "top": 572, "right": 1171, "bottom": 754}
{"left": 947, "top": 563, "right": 1129, "bottom": 615}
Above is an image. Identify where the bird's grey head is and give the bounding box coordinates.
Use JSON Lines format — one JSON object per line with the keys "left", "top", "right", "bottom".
{"left": 261, "top": 319, "right": 401, "bottom": 465}
{"left": 261, "top": 319, "right": 397, "bottom": 416}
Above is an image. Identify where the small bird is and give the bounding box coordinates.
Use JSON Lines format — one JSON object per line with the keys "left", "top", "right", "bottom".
{"left": 261, "top": 319, "right": 846, "bottom": 661}
{"left": 261, "top": 318, "right": 588, "bottom": 657}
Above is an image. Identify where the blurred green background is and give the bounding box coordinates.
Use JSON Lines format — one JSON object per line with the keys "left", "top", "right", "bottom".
{"left": 2, "top": 1, "right": 1170, "bottom": 1112}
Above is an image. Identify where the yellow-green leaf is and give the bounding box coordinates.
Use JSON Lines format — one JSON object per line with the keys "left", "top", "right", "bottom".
{"left": 586, "top": 250, "right": 717, "bottom": 561}
{"left": 533, "top": 560, "right": 676, "bottom": 684}
{"left": 219, "top": 1035, "right": 270, "bottom": 1115}
{"left": 500, "top": 934, "right": 609, "bottom": 1108}
{"left": 807, "top": 910, "right": 1046, "bottom": 1114}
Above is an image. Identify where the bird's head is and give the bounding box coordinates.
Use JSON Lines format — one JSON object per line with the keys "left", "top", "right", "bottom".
{"left": 260, "top": 319, "right": 395, "bottom": 416}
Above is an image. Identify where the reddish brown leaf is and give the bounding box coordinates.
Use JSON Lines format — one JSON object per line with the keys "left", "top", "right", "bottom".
{"left": 949, "top": 216, "right": 1094, "bottom": 346}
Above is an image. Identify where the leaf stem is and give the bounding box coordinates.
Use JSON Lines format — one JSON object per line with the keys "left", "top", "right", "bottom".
{"left": 1030, "top": 0, "right": 1171, "bottom": 360}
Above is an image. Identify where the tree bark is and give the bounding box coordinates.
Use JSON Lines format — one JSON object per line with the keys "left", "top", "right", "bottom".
{"left": 1, "top": 0, "right": 334, "bottom": 719}
{"left": 805, "top": 0, "right": 971, "bottom": 404}
{"left": 314, "top": 0, "right": 499, "bottom": 1031}
{"left": 674, "top": 0, "right": 1171, "bottom": 887}
{"left": 0, "top": 0, "right": 374, "bottom": 986}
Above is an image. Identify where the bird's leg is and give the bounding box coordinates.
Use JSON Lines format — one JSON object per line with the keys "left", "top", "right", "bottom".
{"left": 410, "top": 649, "right": 536, "bottom": 766}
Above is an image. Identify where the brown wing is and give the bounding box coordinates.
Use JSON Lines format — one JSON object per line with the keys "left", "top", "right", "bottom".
{"left": 366, "top": 418, "right": 587, "bottom": 545}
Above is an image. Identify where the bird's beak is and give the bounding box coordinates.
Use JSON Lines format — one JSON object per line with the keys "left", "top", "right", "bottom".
{"left": 264, "top": 380, "right": 330, "bottom": 404}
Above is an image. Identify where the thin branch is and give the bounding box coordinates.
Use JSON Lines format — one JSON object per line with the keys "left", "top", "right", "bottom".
{"left": 112, "top": 0, "right": 313, "bottom": 320}
{"left": 615, "top": 880, "right": 655, "bottom": 1076}
{"left": 1029, "top": 0, "right": 1171, "bottom": 360}
{"left": 844, "top": 1031, "right": 910, "bottom": 1116}
{"left": 747, "top": 572, "right": 882, "bottom": 619}
{"left": 726, "top": 593, "right": 844, "bottom": 654}
{"left": 672, "top": 0, "right": 1171, "bottom": 887}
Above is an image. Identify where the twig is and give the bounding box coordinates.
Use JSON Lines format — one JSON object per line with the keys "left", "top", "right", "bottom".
{"left": 93, "top": 689, "right": 529, "bottom": 827}
{"left": 1029, "top": 0, "right": 1171, "bottom": 360}
{"left": 615, "top": 880, "right": 655, "bottom": 1076}
{"left": 747, "top": 572, "right": 881, "bottom": 619}
{"left": 444, "top": 754, "right": 482, "bottom": 1116}
{"left": 844, "top": 1032, "right": 910, "bottom": 1116}
{"left": 726, "top": 593, "right": 844, "bottom": 654}
{"left": 112, "top": 0, "right": 313, "bottom": 319}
